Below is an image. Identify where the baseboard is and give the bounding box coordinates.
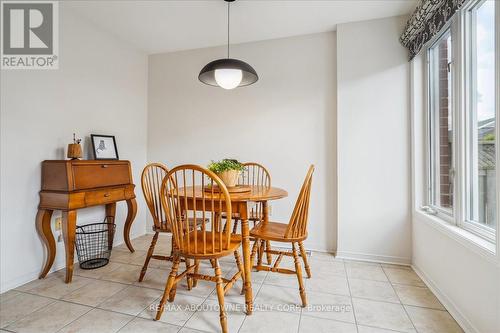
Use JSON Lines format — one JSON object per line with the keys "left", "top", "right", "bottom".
{"left": 411, "top": 264, "right": 479, "bottom": 333}
{"left": 0, "top": 232, "right": 146, "bottom": 293}
{"left": 336, "top": 250, "right": 411, "bottom": 266}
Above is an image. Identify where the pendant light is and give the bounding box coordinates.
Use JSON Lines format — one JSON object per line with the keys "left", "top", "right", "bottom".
{"left": 198, "top": 0, "right": 258, "bottom": 89}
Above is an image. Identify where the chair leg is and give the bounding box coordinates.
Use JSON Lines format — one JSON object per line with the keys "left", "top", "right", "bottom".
{"left": 292, "top": 243, "right": 307, "bottom": 307}
{"left": 214, "top": 260, "right": 228, "bottom": 333}
{"left": 265, "top": 241, "right": 273, "bottom": 264}
{"left": 234, "top": 250, "right": 245, "bottom": 295}
{"left": 185, "top": 258, "right": 193, "bottom": 290}
{"left": 155, "top": 254, "right": 180, "bottom": 320}
{"left": 169, "top": 235, "right": 175, "bottom": 256}
{"left": 210, "top": 259, "right": 216, "bottom": 268}
{"left": 250, "top": 239, "right": 259, "bottom": 267}
{"left": 192, "top": 259, "right": 200, "bottom": 288}
{"left": 298, "top": 242, "right": 311, "bottom": 278}
{"left": 139, "top": 232, "right": 159, "bottom": 282}
{"left": 257, "top": 240, "right": 265, "bottom": 267}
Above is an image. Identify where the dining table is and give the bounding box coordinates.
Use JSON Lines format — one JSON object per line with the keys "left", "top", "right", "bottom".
{"left": 176, "top": 185, "right": 287, "bottom": 315}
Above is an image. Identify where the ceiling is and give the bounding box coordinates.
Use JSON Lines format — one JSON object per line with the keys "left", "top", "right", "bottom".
{"left": 67, "top": 0, "right": 417, "bottom": 54}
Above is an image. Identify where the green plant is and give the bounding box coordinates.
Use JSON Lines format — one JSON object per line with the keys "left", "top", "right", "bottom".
{"left": 208, "top": 159, "right": 245, "bottom": 174}
{"left": 483, "top": 133, "right": 495, "bottom": 141}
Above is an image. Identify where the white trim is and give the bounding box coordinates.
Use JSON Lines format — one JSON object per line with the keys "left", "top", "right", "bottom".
{"left": 336, "top": 251, "right": 411, "bottom": 266}
{"left": 412, "top": 264, "right": 479, "bottom": 333}
{"left": 415, "top": 210, "right": 498, "bottom": 264}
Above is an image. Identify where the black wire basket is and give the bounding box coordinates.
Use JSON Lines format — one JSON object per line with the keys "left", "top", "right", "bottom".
{"left": 75, "top": 217, "right": 116, "bottom": 270}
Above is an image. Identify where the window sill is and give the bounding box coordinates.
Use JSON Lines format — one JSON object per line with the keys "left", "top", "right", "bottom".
{"left": 414, "top": 210, "right": 498, "bottom": 264}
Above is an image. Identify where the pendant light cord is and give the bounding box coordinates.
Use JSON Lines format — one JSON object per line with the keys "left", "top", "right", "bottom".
{"left": 227, "top": 1, "right": 230, "bottom": 58}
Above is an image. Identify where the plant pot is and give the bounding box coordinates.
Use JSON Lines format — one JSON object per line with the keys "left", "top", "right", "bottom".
{"left": 217, "top": 170, "right": 240, "bottom": 188}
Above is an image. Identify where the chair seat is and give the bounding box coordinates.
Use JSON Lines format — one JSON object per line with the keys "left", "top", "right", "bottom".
{"left": 178, "top": 231, "right": 242, "bottom": 259}
{"left": 250, "top": 221, "right": 307, "bottom": 242}
{"left": 154, "top": 217, "right": 208, "bottom": 233}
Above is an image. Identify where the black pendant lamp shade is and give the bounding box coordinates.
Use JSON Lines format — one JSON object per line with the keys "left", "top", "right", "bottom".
{"left": 198, "top": 58, "right": 258, "bottom": 87}
{"left": 198, "top": 0, "right": 258, "bottom": 89}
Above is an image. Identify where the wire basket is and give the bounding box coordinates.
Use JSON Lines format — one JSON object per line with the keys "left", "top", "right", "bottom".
{"left": 75, "top": 217, "right": 116, "bottom": 270}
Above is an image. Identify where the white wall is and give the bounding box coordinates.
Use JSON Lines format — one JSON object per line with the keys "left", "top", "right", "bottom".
{"left": 148, "top": 32, "right": 337, "bottom": 252}
{"left": 0, "top": 5, "right": 148, "bottom": 292}
{"left": 410, "top": 54, "right": 500, "bottom": 333}
{"left": 336, "top": 16, "right": 412, "bottom": 264}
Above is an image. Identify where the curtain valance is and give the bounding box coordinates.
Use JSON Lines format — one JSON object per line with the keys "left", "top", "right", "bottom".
{"left": 400, "top": 0, "right": 467, "bottom": 60}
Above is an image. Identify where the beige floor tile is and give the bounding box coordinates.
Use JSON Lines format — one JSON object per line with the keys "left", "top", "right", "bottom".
{"left": 348, "top": 278, "right": 399, "bottom": 303}
{"left": 309, "top": 251, "right": 337, "bottom": 261}
{"left": 310, "top": 259, "right": 346, "bottom": 277}
{"left": 299, "top": 316, "right": 357, "bottom": 333}
{"left": 184, "top": 299, "right": 246, "bottom": 333}
{"left": 302, "top": 290, "right": 355, "bottom": 323}
{"left": 263, "top": 270, "right": 303, "bottom": 289}
{"left": 383, "top": 268, "right": 425, "bottom": 287}
{"left": 73, "top": 261, "right": 122, "bottom": 279}
{"left": 119, "top": 317, "right": 180, "bottom": 333}
{"left": 357, "top": 325, "right": 408, "bottom": 332}
{"left": 109, "top": 249, "right": 148, "bottom": 266}
{"left": 19, "top": 273, "right": 93, "bottom": 299}
{"left": 176, "top": 279, "right": 215, "bottom": 299}
{"left": 254, "top": 284, "right": 303, "bottom": 312}
{"left": 58, "top": 308, "right": 133, "bottom": 333}
{"left": 381, "top": 264, "right": 412, "bottom": 271}
{"left": 0, "top": 290, "right": 23, "bottom": 303}
{"left": 134, "top": 267, "right": 170, "bottom": 290}
{"left": 98, "top": 285, "right": 160, "bottom": 316}
{"left": 139, "top": 292, "right": 205, "bottom": 327}
{"left": 352, "top": 298, "right": 415, "bottom": 333}
{"left": 346, "top": 262, "right": 388, "bottom": 282}
{"left": 306, "top": 275, "right": 350, "bottom": 296}
{"left": 61, "top": 280, "right": 127, "bottom": 307}
{"left": 393, "top": 285, "right": 444, "bottom": 310}
{"left": 239, "top": 309, "right": 301, "bottom": 333}
{"left": 405, "top": 306, "right": 463, "bottom": 333}
{"left": 178, "top": 328, "right": 210, "bottom": 333}
{"left": 5, "top": 300, "right": 90, "bottom": 333}
{"left": 99, "top": 263, "right": 141, "bottom": 284}
{"left": 0, "top": 292, "right": 54, "bottom": 328}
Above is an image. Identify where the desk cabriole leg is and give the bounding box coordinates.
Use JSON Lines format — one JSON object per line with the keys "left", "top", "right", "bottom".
{"left": 124, "top": 198, "right": 137, "bottom": 252}
{"left": 36, "top": 209, "right": 55, "bottom": 279}
{"left": 62, "top": 210, "right": 77, "bottom": 283}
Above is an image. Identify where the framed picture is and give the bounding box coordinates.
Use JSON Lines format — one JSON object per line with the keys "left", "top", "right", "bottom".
{"left": 91, "top": 134, "right": 119, "bottom": 160}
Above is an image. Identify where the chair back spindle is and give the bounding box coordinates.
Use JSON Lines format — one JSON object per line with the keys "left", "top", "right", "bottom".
{"left": 285, "top": 165, "right": 315, "bottom": 239}
{"left": 141, "top": 163, "right": 170, "bottom": 232}
{"left": 160, "top": 165, "right": 233, "bottom": 256}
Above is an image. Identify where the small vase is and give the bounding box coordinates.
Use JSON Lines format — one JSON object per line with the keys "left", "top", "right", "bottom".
{"left": 217, "top": 170, "right": 240, "bottom": 188}
{"left": 67, "top": 143, "right": 82, "bottom": 160}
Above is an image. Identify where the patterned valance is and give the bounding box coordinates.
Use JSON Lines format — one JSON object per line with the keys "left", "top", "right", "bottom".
{"left": 400, "top": 0, "right": 467, "bottom": 60}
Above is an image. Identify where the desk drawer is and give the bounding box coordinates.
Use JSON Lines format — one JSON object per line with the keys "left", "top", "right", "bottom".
{"left": 72, "top": 163, "right": 131, "bottom": 190}
{"left": 85, "top": 188, "right": 125, "bottom": 206}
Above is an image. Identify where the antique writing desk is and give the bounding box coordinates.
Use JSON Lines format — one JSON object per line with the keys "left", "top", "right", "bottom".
{"left": 36, "top": 160, "right": 137, "bottom": 283}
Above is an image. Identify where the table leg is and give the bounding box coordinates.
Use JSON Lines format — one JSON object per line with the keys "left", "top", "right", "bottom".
{"left": 124, "top": 198, "right": 137, "bottom": 253}
{"left": 262, "top": 201, "right": 272, "bottom": 265}
{"left": 105, "top": 203, "right": 117, "bottom": 250}
{"left": 62, "top": 210, "right": 77, "bottom": 283}
{"left": 36, "top": 209, "right": 55, "bottom": 279}
{"left": 240, "top": 204, "right": 253, "bottom": 315}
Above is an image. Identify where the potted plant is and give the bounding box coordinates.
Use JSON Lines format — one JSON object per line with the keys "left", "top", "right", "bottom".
{"left": 208, "top": 159, "right": 245, "bottom": 188}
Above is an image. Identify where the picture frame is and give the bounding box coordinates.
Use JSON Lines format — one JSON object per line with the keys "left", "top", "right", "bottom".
{"left": 90, "top": 134, "right": 119, "bottom": 160}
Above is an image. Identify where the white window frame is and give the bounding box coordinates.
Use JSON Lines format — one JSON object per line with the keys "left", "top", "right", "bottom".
{"left": 424, "top": 0, "right": 499, "bottom": 244}
{"left": 425, "top": 24, "right": 457, "bottom": 223}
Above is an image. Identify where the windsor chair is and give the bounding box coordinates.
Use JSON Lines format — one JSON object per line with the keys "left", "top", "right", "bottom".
{"left": 250, "top": 165, "right": 314, "bottom": 306}
{"left": 155, "top": 165, "right": 244, "bottom": 333}
{"left": 139, "top": 163, "right": 207, "bottom": 283}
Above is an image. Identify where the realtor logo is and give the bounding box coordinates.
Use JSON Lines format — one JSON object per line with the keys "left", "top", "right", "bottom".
{"left": 1, "top": 1, "right": 59, "bottom": 69}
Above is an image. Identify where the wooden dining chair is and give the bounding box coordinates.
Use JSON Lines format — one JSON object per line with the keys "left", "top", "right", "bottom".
{"left": 249, "top": 165, "right": 314, "bottom": 307}
{"left": 155, "top": 165, "right": 244, "bottom": 333}
{"left": 139, "top": 163, "right": 206, "bottom": 283}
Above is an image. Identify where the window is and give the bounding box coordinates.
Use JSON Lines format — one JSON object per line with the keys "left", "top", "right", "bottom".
{"left": 465, "top": 0, "right": 496, "bottom": 238}
{"left": 425, "top": 0, "right": 498, "bottom": 243}
{"left": 428, "top": 30, "right": 454, "bottom": 217}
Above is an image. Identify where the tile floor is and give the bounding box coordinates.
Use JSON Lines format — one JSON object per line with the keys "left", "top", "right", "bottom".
{"left": 0, "top": 234, "right": 464, "bottom": 333}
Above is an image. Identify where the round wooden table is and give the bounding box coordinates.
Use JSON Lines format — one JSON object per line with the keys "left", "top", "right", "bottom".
{"left": 178, "top": 185, "right": 287, "bottom": 314}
